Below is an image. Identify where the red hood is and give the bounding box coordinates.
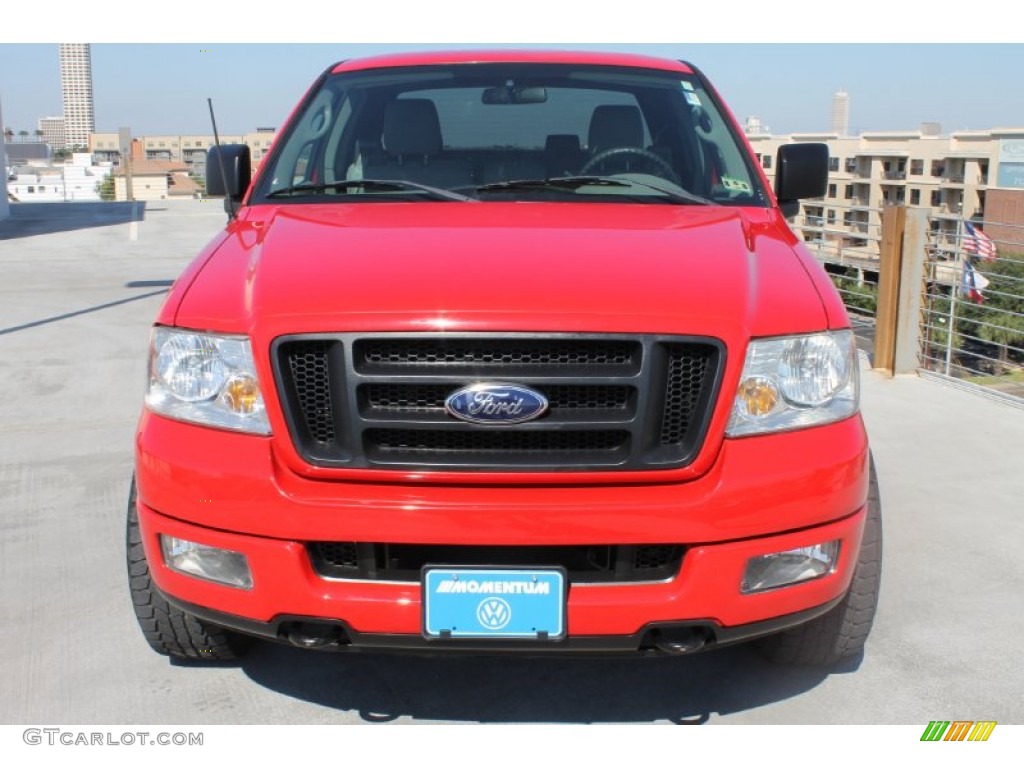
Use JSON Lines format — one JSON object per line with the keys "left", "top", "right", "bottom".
{"left": 171, "top": 202, "right": 827, "bottom": 341}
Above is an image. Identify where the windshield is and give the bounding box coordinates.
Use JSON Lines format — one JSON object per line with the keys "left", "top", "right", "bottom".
{"left": 253, "top": 63, "right": 768, "bottom": 206}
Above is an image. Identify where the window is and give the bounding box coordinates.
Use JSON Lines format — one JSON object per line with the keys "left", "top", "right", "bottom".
{"left": 827, "top": 209, "right": 836, "bottom": 224}
{"left": 910, "top": 189, "right": 921, "bottom": 205}
{"left": 910, "top": 159, "right": 923, "bottom": 175}
{"left": 256, "top": 62, "right": 767, "bottom": 206}
{"left": 845, "top": 158, "right": 857, "bottom": 173}
{"left": 828, "top": 183, "right": 837, "bottom": 198}
{"left": 845, "top": 185, "right": 853, "bottom": 199}
{"left": 930, "top": 160, "right": 944, "bottom": 177}
{"left": 843, "top": 211, "right": 853, "bottom": 226}
{"left": 829, "top": 157, "right": 840, "bottom": 172}
{"left": 931, "top": 190, "right": 941, "bottom": 206}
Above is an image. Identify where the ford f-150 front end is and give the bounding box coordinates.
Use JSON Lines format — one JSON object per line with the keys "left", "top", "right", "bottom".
{"left": 128, "top": 50, "right": 881, "bottom": 666}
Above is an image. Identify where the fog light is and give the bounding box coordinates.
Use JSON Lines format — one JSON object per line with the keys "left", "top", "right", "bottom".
{"left": 160, "top": 535, "right": 253, "bottom": 589}
{"left": 741, "top": 541, "right": 840, "bottom": 594}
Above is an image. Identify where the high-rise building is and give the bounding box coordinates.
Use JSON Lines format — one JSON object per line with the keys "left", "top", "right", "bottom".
{"left": 831, "top": 90, "right": 850, "bottom": 136}
{"left": 59, "top": 44, "right": 95, "bottom": 150}
{"left": 38, "top": 116, "right": 66, "bottom": 151}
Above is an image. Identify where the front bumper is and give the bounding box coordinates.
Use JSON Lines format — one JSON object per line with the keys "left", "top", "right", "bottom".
{"left": 135, "top": 410, "right": 869, "bottom": 647}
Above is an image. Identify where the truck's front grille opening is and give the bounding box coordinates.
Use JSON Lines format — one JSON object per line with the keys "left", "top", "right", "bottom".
{"left": 274, "top": 333, "right": 723, "bottom": 472}
{"left": 308, "top": 543, "right": 685, "bottom": 584}
{"left": 356, "top": 338, "right": 640, "bottom": 373}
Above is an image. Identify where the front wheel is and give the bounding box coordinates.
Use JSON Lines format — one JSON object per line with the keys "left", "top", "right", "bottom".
{"left": 756, "top": 456, "right": 883, "bottom": 666}
{"left": 126, "top": 479, "right": 251, "bottom": 661}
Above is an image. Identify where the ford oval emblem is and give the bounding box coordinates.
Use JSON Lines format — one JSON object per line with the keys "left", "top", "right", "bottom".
{"left": 444, "top": 383, "right": 549, "bottom": 425}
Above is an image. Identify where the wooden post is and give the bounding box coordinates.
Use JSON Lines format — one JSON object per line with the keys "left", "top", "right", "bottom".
{"left": 893, "top": 209, "right": 929, "bottom": 374}
{"left": 873, "top": 205, "right": 906, "bottom": 375}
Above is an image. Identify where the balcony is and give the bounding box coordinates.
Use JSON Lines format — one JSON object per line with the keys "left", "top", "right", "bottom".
{"left": 883, "top": 171, "right": 907, "bottom": 181}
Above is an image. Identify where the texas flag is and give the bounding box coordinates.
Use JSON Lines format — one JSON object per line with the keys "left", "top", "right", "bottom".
{"left": 963, "top": 221, "right": 997, "bottom": 261}
{"left": 961, "top": 258, "right": 990, "bottom": 304}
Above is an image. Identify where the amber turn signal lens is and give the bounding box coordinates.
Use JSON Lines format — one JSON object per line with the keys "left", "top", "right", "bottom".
{"left": 736, "top": 376, "right": 778, "bottom": 418}
{"left": 220, "top": 374, "right": 261, "bottom": 414}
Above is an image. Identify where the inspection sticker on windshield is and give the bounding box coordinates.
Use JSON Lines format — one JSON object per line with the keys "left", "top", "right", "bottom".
{"left": 684, "top": 91, "right": 702, "bottom": 106}
{"left": 721, "top": 177, "right": 753, "bottom": 193}
{"left": 423, "top": 567, "right": 566, "bottom": 640}
{"left": 681, "top": 81, "right": 695, "bottom": 91}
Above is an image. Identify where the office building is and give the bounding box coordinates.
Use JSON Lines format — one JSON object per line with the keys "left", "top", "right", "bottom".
{"left": 60, "top": 44, "right": 96, "bottom": 150}
{"left": 38, "top": 116, "right": 66, "bottom": 151}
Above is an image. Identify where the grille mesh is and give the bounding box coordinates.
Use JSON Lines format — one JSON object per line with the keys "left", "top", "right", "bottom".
{"left": 366, "top": 429, "right": 628, "bottom": 454}
{"left": 309, "top": 542, "right": 684, "bottom": 583}
{"left": 660, "top": 345, "right": 713, "bottom": 445}
{"left": 286, "top": 342, "right": 335, "bottom": 444}
{"left": 356, "top": 339, "right": 638, "bottom": 369}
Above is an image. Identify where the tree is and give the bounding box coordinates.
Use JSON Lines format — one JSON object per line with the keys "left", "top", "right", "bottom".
{"left": 97, "top": 175, "right": 116, "bottom": 202}
{"left": 957, "top": 253, "right": 1024, "bottom": 374}
{"left": 18, "top": 130, "right": 29, "bottom": 142}
{"left": 3, "top": 127, "right": 13, "bottom": 143}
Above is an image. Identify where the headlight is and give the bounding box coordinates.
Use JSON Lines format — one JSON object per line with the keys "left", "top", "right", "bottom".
{"left": 726, "top": 330, "right": 858, "bottom": 437}
{"left": 146, "top": 328, "right": 271, "bottom": 434}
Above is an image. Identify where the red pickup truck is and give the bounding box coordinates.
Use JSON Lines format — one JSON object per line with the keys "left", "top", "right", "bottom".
{"left": 128, "top": 50, "right": 881, "bottom": 666}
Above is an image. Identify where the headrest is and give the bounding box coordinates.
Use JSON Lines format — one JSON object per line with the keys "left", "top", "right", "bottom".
{"left": 588, "top": 105, "right": 644, "bottom": 152}
{"left": 383, "top": 99, "right": 443, "bottom": 156}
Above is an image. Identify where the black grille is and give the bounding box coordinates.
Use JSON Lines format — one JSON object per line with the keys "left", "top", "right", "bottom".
{"left": 660, "top": 344, "right": 715, "bottom": 445}
{"left": 274, "top": 334, "right": 723, "bottom": 472}
{"left": 356, "top": 338, "right": 638, "bottom": 370}
{"left": 308, "top": 542, "right": 685, "bottom": 584}
{"left": 366, "top": 429, "right": 628, "bottom": 456}
{"left": 285, "top": 342, "right": 336, "bottom": 444}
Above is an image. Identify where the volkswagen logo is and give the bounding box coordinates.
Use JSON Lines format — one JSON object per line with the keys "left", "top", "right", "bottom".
{"left": 476, "top": 597, "right": 512, "bottom": 630}
{"left": 445, "top": 383, "right": 549, "bottom": 425}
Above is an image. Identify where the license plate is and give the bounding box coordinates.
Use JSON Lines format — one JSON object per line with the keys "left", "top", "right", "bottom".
{"left": 422, "top": 567, "right": 566, "bottom": 640}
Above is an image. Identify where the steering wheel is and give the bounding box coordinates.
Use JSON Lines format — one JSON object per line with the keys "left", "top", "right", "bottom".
{"left": 580, "top": 147, "right": 681, "bottom": 185}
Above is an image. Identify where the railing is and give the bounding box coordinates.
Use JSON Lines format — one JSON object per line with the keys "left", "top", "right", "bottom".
{"left": 920, "top": 219, "right": 1024, "bottom": 404}
{"left": 795, "top": 202, "right": 885, "bottom": 320}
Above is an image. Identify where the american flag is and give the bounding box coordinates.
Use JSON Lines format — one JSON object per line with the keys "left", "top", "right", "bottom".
{"left": 963, "top": 221, "right": 997, "bottom": 261}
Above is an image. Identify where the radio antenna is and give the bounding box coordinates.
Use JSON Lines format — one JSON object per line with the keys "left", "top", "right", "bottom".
{"left": 207, "top": 98, "right": 235, "bottom": 221}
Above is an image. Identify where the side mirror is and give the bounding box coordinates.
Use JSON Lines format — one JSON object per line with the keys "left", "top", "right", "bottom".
{"left": 206, "top": 144, "right": 251, "bottom": 201}
{"left": 775, "top": 143, "right": 828, "bottom": 218}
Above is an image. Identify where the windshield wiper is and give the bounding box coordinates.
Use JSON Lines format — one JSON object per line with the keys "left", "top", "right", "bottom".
{"left": 266, "top": 179, "right": 475, "bottom": 202}
{"left": 619, "top": 177, "right": 713, "bottom": 206}
{"left": 475, "top": 176, "right": 632, "bottom": 193}
{"left": 475, "top": 175, "right": 712, "bottom": 205}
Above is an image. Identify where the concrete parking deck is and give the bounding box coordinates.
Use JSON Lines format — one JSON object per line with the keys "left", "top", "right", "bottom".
{"left": 0, "top": 200, "right": 1021, "bottom": 724}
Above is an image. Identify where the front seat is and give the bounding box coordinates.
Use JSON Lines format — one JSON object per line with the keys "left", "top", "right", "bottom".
{"left": 363, "top": 99, "right": 473, "bottom": 188}
{"left": 587, "top": 105, "right": 645, "bottom": 154}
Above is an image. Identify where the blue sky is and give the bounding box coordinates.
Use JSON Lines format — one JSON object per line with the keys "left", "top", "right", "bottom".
{"left": 1, "top": 4, "right": 1021, "bottom": 138}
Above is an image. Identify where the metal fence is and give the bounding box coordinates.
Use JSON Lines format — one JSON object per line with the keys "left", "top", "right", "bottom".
{"left": 919, "top": 219, "right": 1024, "bottom": 403}
{"left": 798, "top": 203, "right": 885, "bottom": 320}
{"left": 795, "top": 205, "right": 1024, "bottom": 406}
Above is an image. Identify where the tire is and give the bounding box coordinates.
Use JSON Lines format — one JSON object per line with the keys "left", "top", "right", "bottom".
{"left": 756, "top": 455, "right": 882, "bottom": 666}
{"left": 126, "top": 478, "right": 251, "bottom": 661}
